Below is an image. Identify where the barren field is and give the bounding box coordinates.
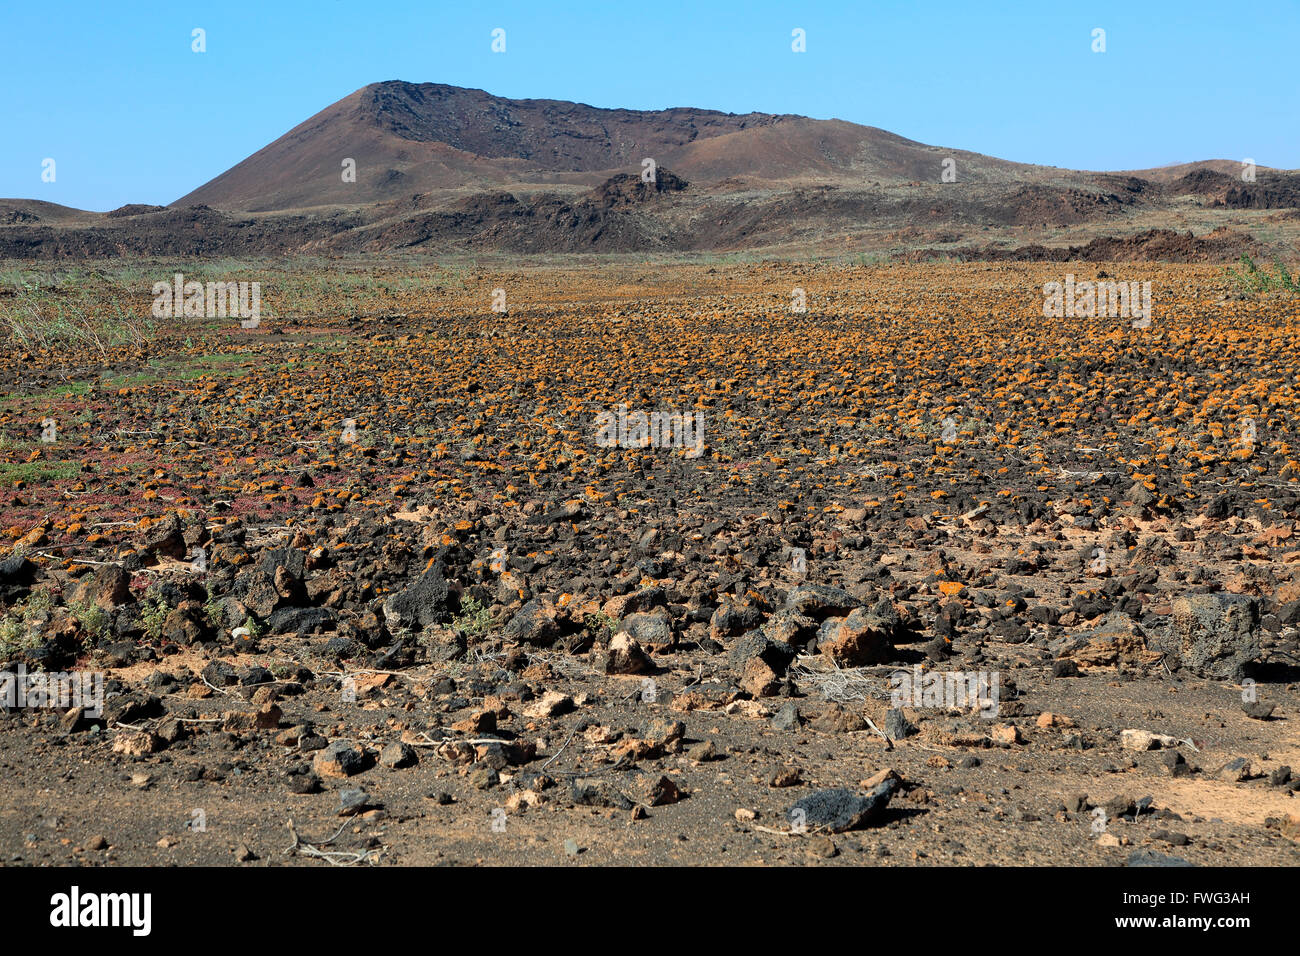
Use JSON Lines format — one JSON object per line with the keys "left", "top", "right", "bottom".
{"left": 1, "top": 259, "right": 1298, "bottom": 866}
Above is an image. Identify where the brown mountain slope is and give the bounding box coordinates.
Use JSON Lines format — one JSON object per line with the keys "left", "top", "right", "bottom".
{"left": 1120, "top": 160, "right": 1262, "bottom": 182}
{"left": 0, "top": 199, "right": 100, "bottom": 226}
{"left": 5, "top": 82, "right": 1298, "bottom": 260}
{"left": 177, "top": 81, "right": 793, "bottom": 211}
{"left": 176, "top": 81, "right": 1075, "bottom": 212}
{"left": 662, "top": 118, "right": 1042, "bottom": 186}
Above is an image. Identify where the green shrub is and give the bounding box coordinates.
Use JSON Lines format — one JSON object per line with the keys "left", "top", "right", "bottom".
{"left": 140, "top": 597, "right": 172, "bottom": 641}
{"left": 71, "top": 601, "right": 110, "bottom": 645}
{"left": 1227, "top": 255, "right": 1298, "bottom": 296}
{"left": 452, "top": 596, "right": 493, "bottom": 639}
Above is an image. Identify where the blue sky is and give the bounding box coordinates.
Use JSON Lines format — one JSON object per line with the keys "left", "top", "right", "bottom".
{"left": 3, "top": 0, "right": 1297, "bottom": 211}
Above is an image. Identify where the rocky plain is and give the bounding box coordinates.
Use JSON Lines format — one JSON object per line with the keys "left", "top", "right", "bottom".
{"left": 0, "top": 258, "right": 1297, "bottom": 866}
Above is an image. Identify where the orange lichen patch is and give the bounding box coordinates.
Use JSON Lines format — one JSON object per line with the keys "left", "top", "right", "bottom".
{"left": 0, "top": 260, "right": 1296, "bottom": 551}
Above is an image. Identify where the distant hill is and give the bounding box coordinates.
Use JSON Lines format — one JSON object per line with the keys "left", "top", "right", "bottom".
{"left": 2, "top": 82, "right": 1296, "bottom": 260}
{"left": 174, "top": 81, "right": 1068, "bottom": 212}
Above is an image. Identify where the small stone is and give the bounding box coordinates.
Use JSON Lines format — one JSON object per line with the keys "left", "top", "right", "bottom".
{"left": 806, "top": 835, "right": 838, "bottom": 859}
{"left": 254, "top": 703, "right": 283, "bottom": 729}
{"left": 817, "top": 605, "right": 896, "bottom": 666}
{"left": 1121, "top": 729, "right": 1180, "bottom": 751}
{"left": 991, "top": 724, "right": 1023, "bottom": 746}
{"left": 1169, "top": 593, "right": 1260, "bottom": 681}
{"left": 861, "top": 768, "right": 901, "bottom": 790}
{"left": 1161, "top": 751, "right": 1190, "bottom": 777}
{"left": 505, "top": 790, "right": 542, "bottom": 811}
{"left": 884, "top": 708, "right": 915, "bottom": 739}
{"left": 642, "top": 718, "right": 685, "bottom": 751}
{"left": 770, "top": 702, "right": 803, "bottom": 731}
{"left": 638, "top": 774, "right": 685, "bottom": 806}
{"left": 734, "top": 808, "right": 757, "bottom": 822}
{"left": 1280, "top": 814, "right": 1300, "bottom": 841}
{"left": 563, "top": 839, "right": 581, "bottom": 857}
{"left": 524, "top": 691, "right": 574, "bottom": 720}
{"left": 1243, "top": 701, "right": 1275, "bottom": 720}
{"left": 618, "top": 612, "right": 675, "bottom": 649}
{"left": 87, "top": 835, "right": 108, "bottom": 851}
{"left": 789, "top": 781, "right": 897, "bottom": 833}
{"left": 785, "top": 584, "right": 861, "bottom": 620}
{"left": 603, "top": 632, "right": 651, "bottom": 674}
{"left": 468, "top": 766, "right": 499, "bottom": 790}
{"left": 288, "top": 772, "right": 322, "bottom": 794}
{"left": 112, "top": 731, "right": 164, "bottom": 757}
{"left": 312, "top": 740, "right": 370, "bottom": 778}
{"left": 379, "top": 742, "right": 418, "bottom": 769}
{"left": 770, "top": 767, "right": 803, "bottom": 788}
{"left": 1216, "top": 757, "right": 1252, "bottom": 783}
{"left": 1036, "top": 712, "right": 1074, "bottom": 729}
{"left": 1127, "top": 849, "right": 1195, "bottom": 867}
{"left": 155, "top": 718, "right": 185, "bottom": 745}
{"left": 451, "top": 710, "right": 496, "bottom": 734}
{"left": 686, "top": 740, "right": 719, "bottom": 762}
{"left": 1104, "top": 795, "right": 1137, "bottom": 818}
{"left": 337, "top": 789, "right": 370, "bottom": 816}
{"left": 382, "top": 559, "right": 454, "bottom": 632}
{"left": 59, "top": 707, "right": 88, "bottom": 734}
{"left": 234, "top": 842, "right": 258, "bottom": 861}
